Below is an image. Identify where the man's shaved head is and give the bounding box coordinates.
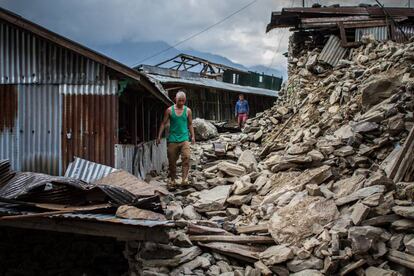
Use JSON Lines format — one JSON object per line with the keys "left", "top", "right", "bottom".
{"left": 176, "top": 91, "right": 186, "bottom": 100}
{"left": 175, "top": 91, "right": 187, "bottom": 107}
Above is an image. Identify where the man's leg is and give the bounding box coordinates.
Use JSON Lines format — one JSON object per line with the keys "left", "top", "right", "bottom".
{"left": 180, "top": 141, "right": 191, "bottom": 184}
{"left": 237, "top": 114, "right": 242, "bottom": 129}
{"left": 242, "top": 114, "right": 248, "bottom": 128}
{"left": 167, "top": 143, "right": 179, "bottom": 182}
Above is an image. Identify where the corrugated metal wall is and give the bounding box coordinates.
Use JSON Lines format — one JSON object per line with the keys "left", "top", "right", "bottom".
{"left": 0, "top": 20, "right": 119, "bottom": 175}
{"left": 394, "top": 25, "right": 414, "bottom": 43}
{"left": 355, "top": 26, "right": 389, "bottom": 42}
{"left": 0, "top": 85, "right": 62, "bottom": 175}
{"left": 18, "top": 85, "right": 62, "bottom": 174}
{"left": 61, "top": 82, "right": 118, "bottom": 170}
{"left": 0, "top": 21, "right": 106, "bottom": 85}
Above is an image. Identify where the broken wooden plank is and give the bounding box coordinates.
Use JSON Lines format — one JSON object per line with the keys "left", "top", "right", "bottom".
{"left": 199, "top": 242, "right": 264, "bottom": 263}
{"left": 0, "top": 210, "right": 80, "bottom": 220}
{"left": 270, "top": 96, "right": 309, "bottom": 143}
{"left": 339, "top": 259, "right": 366, "bottom": 276}
{"left": 236, "top": 224, "right": 268, "bottom": 234}
{"left": 0, "top": 197, "right": 112, "bottom": 211}
{"left": 387, "top": 249, "right": 414, "bottom": 270}
{"left": 187, "top": 223, "right": 233, "bottom": 236}
{"left": 0, "top": 216, "right": 170, "bottom": 242}
{"left": 389, "top": 126, "right": 414, "bottom": 182}
{"left": 189, "top": 235, "right": 275, "bottom": 244}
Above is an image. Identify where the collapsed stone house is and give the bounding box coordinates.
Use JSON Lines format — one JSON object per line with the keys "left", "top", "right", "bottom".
{"left": 266, "top": 5, "right": 414, "bottom": 74}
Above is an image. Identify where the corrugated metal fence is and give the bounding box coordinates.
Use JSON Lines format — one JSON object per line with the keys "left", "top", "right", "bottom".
{"left": 115, "top": 139, "right": 168, "bottom": 179}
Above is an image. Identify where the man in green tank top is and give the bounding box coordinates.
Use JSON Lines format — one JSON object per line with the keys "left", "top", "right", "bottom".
{"left": 157, "top": 91, "right": 195, "bottom": 189}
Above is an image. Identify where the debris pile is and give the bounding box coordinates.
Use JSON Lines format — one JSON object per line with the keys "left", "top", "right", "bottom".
{"left": 127, "top": 36, "right": 414, "bottom": 275}
{"left": 2, "top": 36, "right": 414, "bottom": 275}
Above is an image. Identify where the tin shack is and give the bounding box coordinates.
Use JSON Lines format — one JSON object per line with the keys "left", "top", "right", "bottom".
{"left": 0, "top": 7, "right": 172, "bottom": 176}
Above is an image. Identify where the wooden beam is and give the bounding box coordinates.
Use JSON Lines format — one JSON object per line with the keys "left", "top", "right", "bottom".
{"left": 236, "top": 224, "right": 269, "bottom": 234}
{"left": 189, "top": 235, "right": 275, "bottom": 244}
{"left": 199, "top": 242, "right": 263, "bottom": 263}
{"left": 0, "top": 217, "right": 169, "bottom": 242}
{"left": 338, "top": 22, "right": 348, "bottom": 46}
{"left": 387, "top": 249, "right": 414, "bottom": 270}
{"left": 155, "top": 54, "right": 181, "bottom": 67}
{"left": 389, "top": 126, "right": 414, "bottom": 181}
{"left": 187, "top": 224, "right": 233, "bottom": 236}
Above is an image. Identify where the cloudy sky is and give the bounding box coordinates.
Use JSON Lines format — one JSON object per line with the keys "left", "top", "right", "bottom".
{"left": 0, "top": 0, "right": 409, "bottom": 73}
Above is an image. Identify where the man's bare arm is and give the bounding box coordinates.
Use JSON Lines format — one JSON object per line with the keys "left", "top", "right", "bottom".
{"left": 157, "top": 108, "right": 170, "bottom": 144}
{"left": 187, "top": 108, "right": 195, "bottom": 144}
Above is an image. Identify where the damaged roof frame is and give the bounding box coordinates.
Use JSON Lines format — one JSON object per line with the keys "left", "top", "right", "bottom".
{"left": 266, "top": 6, "right": 414, "bottom": 46}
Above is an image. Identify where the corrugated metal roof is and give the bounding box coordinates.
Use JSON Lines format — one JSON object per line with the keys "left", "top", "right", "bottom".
{"left": 146, "top": 74, "right": 278, "bottom": 97}
{"left": 0, "top": 159, "right": 161, "bottom": 206}
{"left": 355, "top": 26, "right": 389, "bottom": 42}
{"left": 0, "top": 170, "right": 94, "bottom": 200}
{"left": 318, "top": 35, "right": 348, "bottom": 67}
{"left": 51, "top": 212, "right": 174, "bottom": 227}
{"left": 64, "top": 157, "right": 117, "bottom": 183}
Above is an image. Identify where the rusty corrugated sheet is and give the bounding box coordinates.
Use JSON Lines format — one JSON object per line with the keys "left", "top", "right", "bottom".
{"left": 18, "top": 85, "right": 62, "bottom": 175}
{"left": 0, "top": 85, "right": 62, "bottom": 175}
{"left": 0, "top": 22, "right": 107, "bottom": 85}
{"left": 62, "top": 91, "right": 118, "bottom": 169}
{"left": 0, "top": 20, "right": 120, "bottom": 174}
{"left": 0, "top": 159, "right": 159, "bottom": 206}
{"left": 318, "top": 35, "right": 348, "bottom": 67}
{"left": 355, "top": 26, "right": 389, "bottom": 42}
{"left": 0, "top": 82, "right": 118, "bottom": 175}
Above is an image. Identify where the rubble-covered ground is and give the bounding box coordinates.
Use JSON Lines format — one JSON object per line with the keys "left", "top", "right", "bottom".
{"left": 125, "top": 36, "right": 414, "bottom": 275}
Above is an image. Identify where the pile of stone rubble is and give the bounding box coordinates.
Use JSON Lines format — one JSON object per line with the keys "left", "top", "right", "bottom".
{"left": 125, "top": 36, "right": 414, "bottom": 275}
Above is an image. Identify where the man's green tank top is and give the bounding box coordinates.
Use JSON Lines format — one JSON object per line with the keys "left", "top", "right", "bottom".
{"left": 168, "top": 105, "right": 189, "bottom": 143}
